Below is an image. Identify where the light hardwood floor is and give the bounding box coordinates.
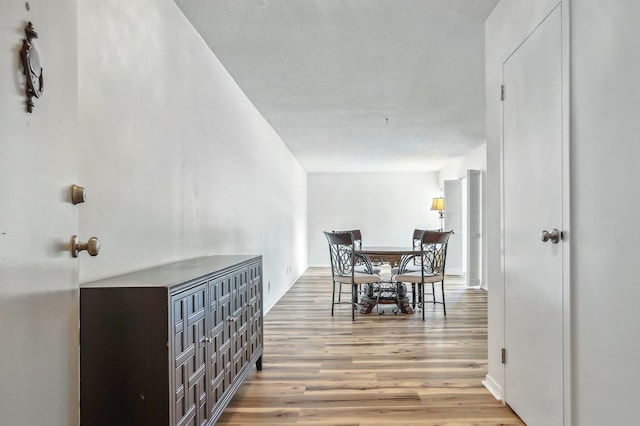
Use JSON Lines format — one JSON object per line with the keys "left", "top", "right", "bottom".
{"left": 217, "top": 267, "right": 523, "bottom": 425}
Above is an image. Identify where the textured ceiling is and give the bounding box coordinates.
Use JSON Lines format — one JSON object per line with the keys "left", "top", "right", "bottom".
{"left": 175, "top": 0, "right": 498, "bottom": 172}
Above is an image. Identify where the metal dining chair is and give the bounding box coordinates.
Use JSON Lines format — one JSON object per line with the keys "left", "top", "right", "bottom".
{"left": 324, "top": 231, "right": 381, "bottom": 321}
{"left": 332, "top": 229, "right": 381, "bottom": 302}
{"left": 388, "top": 229, "right": 429, "bottom": 305}
{"left": 394, "top": 230, "right": 453, "bottom": 320}
{"left": 407, "top": 228, "right": 429, "bottom": 272}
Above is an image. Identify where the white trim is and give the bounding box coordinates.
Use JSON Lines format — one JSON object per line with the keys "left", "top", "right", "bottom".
{"left": 466, "top": 169, "right": 482, "bottom": 287}
{"left": 483, "top": 374, "right": 504, "bottom": 402}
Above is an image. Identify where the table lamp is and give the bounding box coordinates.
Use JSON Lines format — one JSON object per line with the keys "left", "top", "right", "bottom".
{"left": 431, "top": 197, "right": 445, "bottom": 231}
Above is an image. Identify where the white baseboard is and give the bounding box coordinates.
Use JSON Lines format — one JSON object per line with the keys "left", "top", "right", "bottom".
{"left": 482, "top": 374, "right": 504, "bottom": 402}
{"left": 467, "top": 277, "right": 481, "bottom": 287}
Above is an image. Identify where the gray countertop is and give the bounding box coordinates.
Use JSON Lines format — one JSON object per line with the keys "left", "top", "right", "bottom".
{"left": 80, "top": 255, "right": 261, "bottom": 289}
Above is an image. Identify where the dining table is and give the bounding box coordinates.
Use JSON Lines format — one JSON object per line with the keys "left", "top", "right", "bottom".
{"left": 354, "top": 246, "right": 421, "bottom": 315}
{"left": 356, "top": 246, "right": 419, "bottom": 267}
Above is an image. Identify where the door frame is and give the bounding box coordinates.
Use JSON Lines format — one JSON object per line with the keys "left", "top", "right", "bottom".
{"left": 444, "top": 179, "right": 463, "bottom": 275}
{"left": 498, "top": 2, "right": 572, "bottom": 424}
{"left": 466, "top": 169, "right": 482, "bottom": 287}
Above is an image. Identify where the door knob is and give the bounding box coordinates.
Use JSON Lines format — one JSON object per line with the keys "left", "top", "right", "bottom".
{"left": 71, "top": 235, "right": 101, "bottom": 257}
{"left": 70, "top": 184, "right": 87, "bottom": 205}
{"left": 541, "top": 229, "right": 561, "bottom": 244}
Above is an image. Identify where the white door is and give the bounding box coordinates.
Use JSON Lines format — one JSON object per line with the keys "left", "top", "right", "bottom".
{"left": 503, "top": 6, "right": 564, "bottom": 425}
{"left": 444, "top": 179, "right": 462, "bottom": 275}
{"left": 466, "top": 170, "right": 482, "bottom": 287}
{"left": 0, "top": 5, "right": 81, "bottom": 425}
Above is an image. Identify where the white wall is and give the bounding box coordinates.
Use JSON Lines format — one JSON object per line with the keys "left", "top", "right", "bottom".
{"left": 571, "top": 2, "right": 640, "bottom": 424}
{"left": 484, "top": 0, "right": 563, "bottom": 402}
{"left": 1, "top": 1, "right": 307, "bottom": 424}
{"left": 77, "top": 0, "right": 307, "bottom": 313}
{"left": 308, "top": 172, "right": 441, "bottom": 266}
{"left": 438, "top": 143, "right": 486, "bottom": 186}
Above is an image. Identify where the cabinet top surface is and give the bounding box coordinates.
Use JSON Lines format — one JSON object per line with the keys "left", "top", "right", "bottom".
{"left": 80, "top": 255, "right": 261, "bottom": 289}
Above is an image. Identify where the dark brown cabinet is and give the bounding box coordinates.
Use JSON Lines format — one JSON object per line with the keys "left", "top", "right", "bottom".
{"left": 80, "top": 255, "right": 263, "bottom": 426}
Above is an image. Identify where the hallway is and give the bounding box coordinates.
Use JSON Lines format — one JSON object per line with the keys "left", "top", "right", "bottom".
{"left": 218, "top": 268, "right": 523, "bottom": 425}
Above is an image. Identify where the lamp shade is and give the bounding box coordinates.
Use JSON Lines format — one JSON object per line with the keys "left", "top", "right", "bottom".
{"left": 430, "top": 197, "right": 445, "bottom": 211}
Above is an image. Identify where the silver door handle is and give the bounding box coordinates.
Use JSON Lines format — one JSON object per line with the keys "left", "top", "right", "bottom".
{"left": 541, "top": 229, "right": 561, "bottom": 244}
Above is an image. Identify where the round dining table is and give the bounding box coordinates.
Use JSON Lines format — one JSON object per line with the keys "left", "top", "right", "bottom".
{"left": 354, "top": 246, "right": 421, "bottom": 314}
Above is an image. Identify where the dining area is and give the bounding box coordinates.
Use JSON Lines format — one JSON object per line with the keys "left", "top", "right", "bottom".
{"left": 323, "top": 228, "right": 453, "bottom": 321}
{"left": 216, "top": 183, "right": 513, "bottom": 425}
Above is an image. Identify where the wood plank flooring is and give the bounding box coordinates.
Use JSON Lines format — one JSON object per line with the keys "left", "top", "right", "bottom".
{"left": 217, "top": 267, "right": 523, "bottom": 425}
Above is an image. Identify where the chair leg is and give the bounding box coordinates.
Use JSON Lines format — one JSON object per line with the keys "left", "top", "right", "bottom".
{"left": 431, "top": 282, "right": 436, "bottom": 303}
{"left": 441, "top": 280, "right": 446, "bottom": 316}
{"left": 352, "top": 283, "right": 357, "bottom": 321}
{"left": 421, "top": 282, "right": 425, "bottom": 321}
{"left": 411, "top": 283, "right": 416, "bottom": 309}
{"left": 338, "top": 283, "right": 342, "bottom": 302}
{"left": 394, "top": 282, "right": 401, "bottom": 314}
{"left": 331, "top": 281, "right": 336, "bottom": 316}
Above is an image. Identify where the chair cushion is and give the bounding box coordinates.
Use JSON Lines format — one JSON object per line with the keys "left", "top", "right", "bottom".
{"left": 394, "top": 271, "right": 444, "bottom": 283}
{"left": 335, "top": 272, "right": 381, "bottom": 284}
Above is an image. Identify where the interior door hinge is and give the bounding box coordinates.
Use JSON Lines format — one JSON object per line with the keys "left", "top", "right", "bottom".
{"left": 500, "top": 85, "right": 505, "bottom": 101}
{"left": 501, "top": 348, "right": 506, "bottom": 364}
